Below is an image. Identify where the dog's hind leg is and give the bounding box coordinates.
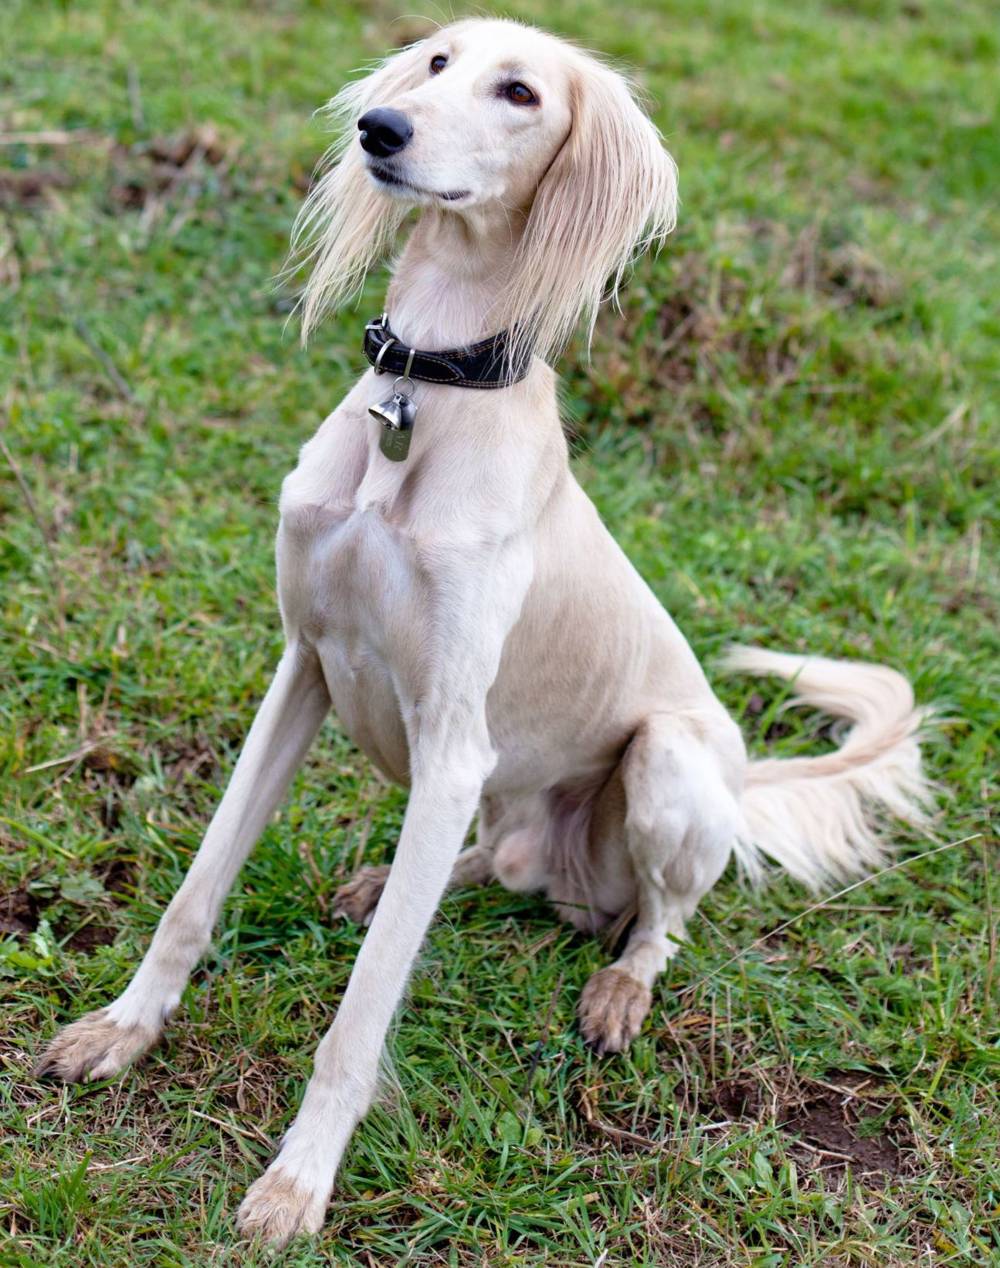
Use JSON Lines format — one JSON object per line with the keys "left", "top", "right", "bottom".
{"left": 577, "top": 712, "right": 743, "bottom": 1054}
{"left": 35, "top": 646, "right": 330, "bottom": 1083}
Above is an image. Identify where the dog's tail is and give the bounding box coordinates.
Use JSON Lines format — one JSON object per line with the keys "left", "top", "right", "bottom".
{"left": 721, "top": 646, "right": 935, "bottom": 891}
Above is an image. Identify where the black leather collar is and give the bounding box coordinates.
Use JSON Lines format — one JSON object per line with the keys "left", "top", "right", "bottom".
{"left": 363, "top": 314, "right": 531, "bottom": 389}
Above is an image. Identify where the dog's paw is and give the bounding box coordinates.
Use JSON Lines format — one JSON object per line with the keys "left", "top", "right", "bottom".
{"left": 578, "top": 968, "right": 652, "bottom": 1055}
{"left": 332, "top": 864, "right": 390, "bottom": 926}
{"left": 236, "top": 1167, "right": 327, "bottom": 1248}
{"left": 34, "top": 1009, "right": 158, "bottom": 1083}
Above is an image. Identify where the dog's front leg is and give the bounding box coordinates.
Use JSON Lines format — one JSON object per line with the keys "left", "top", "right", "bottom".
{"left": 236, "top": 539, "right": 532, "bottom": 1248}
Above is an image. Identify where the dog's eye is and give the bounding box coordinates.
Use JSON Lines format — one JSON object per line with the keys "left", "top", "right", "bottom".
{"left": 503, "top": 81, "right": 537, "bottom": 106}
{"left": 429, "top": 54, "right": 448, "bottom": 74}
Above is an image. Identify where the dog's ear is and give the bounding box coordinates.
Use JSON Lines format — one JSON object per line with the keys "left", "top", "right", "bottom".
{"left": 293, "top": 43, "right": 429, "bottom": 340}
{"left": 499, "top": 58, "right": 678, "bottom": 365}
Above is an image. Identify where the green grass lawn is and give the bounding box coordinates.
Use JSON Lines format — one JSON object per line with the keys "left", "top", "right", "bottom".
{"left": 1, "top": 0, "right": 997, "bottom": 1263}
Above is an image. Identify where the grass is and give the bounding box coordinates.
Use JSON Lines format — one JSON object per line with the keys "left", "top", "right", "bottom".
{"left": 1, "top": 0, "right": 997, "bottom": 1263}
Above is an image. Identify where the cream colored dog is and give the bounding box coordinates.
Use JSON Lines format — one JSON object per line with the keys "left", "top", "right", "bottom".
{"left": 36, "top": 19, "right": 931, "bottom": 1247}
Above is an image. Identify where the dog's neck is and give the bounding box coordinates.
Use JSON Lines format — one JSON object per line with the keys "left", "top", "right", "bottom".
{"left": 385, "top": 205, "right": 527, "bottom": 351}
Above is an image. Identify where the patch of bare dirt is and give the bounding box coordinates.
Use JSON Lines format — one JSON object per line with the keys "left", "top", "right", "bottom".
{"left": 0, "top": 167, "right": 72, "bottom": 205}
{"left": 1, "top": 848, "right": 133, "bottom": 949}
{"left": 578, "top": 1062, "right": 908, "bottom": 1180}
{"left": 1, "top": 883, "right": 115, "bottom": 952}
{"left": 709, "top": 1073, "right": 763, "bottom": 1120}
{"left": 163, "top": 734, "right": 220, "bottom": 789}
{"left": 212, "top": 1052, "right": 292, "bottom": 1120}
{"left": 61, "top": 921, "right": 116, "bottom": 952}
{"left": 75, "top": 744, "right": 138, "bottom": 831}
{"left": 143, "top": 125, "right": 227, "bottom": 168}
{"left": 78, "top": 743, "right": 138, "bottom": 787}
{"left": 782, "top": 226, "right": 901, "bottom": 308}
{"left": 98, "top": 856, "right": 135, "bottom": 901}
{"left": 0, "top": 888, "right": 38, "bottom": 936}
{"left": 702, "top": 1066, "right": 910, "bottom": 1178}
{"left": 110, "top": 123, "right": 230, "bottom": 211}
{"left": 781, "top": 1087, "right": 901, "bottom": 1174}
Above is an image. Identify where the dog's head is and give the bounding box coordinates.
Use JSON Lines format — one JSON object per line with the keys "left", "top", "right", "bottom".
{"left": 351, "top": 21, "right": 578, "bottom": 213}
{"left": 296, "top": 19, "right": 677, "bottom": 361}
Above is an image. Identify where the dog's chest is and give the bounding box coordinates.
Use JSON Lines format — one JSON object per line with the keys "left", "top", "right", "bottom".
{"left": 277, "top": 494, "right": 424, "bottom": 782}
{"left": 278, "top": 492, "right": 422, "bottom": 647}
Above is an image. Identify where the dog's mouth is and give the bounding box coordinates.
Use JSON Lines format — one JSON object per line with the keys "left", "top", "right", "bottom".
{"left": 367, "top": 160, "right": 470, "bottom": 203}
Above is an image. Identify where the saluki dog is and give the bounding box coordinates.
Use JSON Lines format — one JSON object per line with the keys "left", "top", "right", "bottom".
{"left": 36, "top": 19, "right": 931, "bottom": 1246}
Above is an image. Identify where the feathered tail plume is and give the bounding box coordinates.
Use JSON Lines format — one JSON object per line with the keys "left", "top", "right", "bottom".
{"left": 722, "top": 647, "right": 935, "bottom": 891}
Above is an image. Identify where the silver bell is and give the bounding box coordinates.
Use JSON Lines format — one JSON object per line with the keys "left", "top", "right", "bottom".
{"left": 370, "top": 374, "right": 417, "bottom": 462}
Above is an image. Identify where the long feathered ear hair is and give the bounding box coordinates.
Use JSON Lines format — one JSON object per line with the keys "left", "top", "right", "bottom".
{"left": 494, "top": 53, "right": 678, "bottom": 367}
{"left": 293, "top": 41, "right": 429, "bottom": 341}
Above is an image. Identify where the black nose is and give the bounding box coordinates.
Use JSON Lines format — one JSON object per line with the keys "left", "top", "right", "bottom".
{"left": 358, "top": 108, "right": 413, "bottom": 158}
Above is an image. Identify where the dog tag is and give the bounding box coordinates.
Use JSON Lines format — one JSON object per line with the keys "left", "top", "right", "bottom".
{"left": 370, "top": 379, "right": 417, "bottom": 462}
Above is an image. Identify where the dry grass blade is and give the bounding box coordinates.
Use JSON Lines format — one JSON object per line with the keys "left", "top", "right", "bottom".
{"left": 684, "top": 834, "right": 985, "bottom": 994}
